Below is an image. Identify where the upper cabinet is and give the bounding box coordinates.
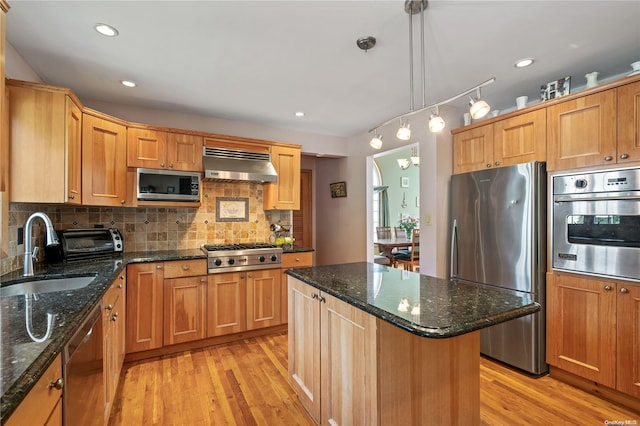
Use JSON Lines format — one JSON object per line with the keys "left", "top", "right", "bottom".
{"left": 127, "top": 126, "right": 202, "bottom": 171}
{"left": 453, "top": 109, "right": 546, "bottom": 174}
{"left": 617, "top": 80, "right": 640, "bottom": 165}
{"left": 264, "top": 145, "right": 301, "bottom": 210}
{"left": 547, "top": 89, "right": 617, "bottom": 171}
{"left": 0, "top": 1, "right": 8, "bottom": 194}
{"left": 7, "top": 80, "right": 83, "bottom": 204}
{"left": 82, "top": 110, "right": 128, "bottom": 207}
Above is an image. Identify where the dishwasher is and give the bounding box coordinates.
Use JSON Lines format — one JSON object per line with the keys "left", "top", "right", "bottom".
{"left": 63, "top": 303, "right": 104, "bottom": 426}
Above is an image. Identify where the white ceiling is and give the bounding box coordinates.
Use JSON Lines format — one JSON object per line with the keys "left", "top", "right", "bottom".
{"left": 5, "top": 1, "right": 640, "bottom": 138}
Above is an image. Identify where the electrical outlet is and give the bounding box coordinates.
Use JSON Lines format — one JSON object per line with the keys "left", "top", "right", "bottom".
{"left": 17, "top": 227, "right": 24, "bottom": 245}
{"left": 424, "top": 214, "right": 432, "bottom": 226}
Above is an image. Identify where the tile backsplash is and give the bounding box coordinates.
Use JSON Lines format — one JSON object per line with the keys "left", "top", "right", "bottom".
{"left": 0, "top": 181, "right": 290, "bottom": 276}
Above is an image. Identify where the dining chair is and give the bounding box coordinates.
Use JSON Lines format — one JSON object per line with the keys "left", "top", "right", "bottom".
{"left": 376, "top": 226, "right": 391, "bottom": 239}
{"left": 393, "top": 227, "right": 410, "bottom": 251}
{"left": 395, "top": 228, "right": 420, "bottom": 272}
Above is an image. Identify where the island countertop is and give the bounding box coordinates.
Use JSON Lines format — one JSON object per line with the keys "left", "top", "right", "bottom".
{"left": 285, "top": 262, "right": 541, "bottom": 338}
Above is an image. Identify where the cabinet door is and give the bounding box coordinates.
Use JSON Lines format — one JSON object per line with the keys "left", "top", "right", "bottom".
{"left": 167, "top": 133, "right": 203, "bottom": 171}
{"left": 246, "top": 269, "right": 281, "bottom": 330}
{"left": 126, "top": 263, "right": 164, "bottom": 353}
{"left": 82, "top": 113, "right": 128, "bottom": 206}
{"left": 127, "top": 127, "right": 167, "bottom": 169}
{"left": 66, "top": 97, "right": 82, "bottom": 204}
{"left": 617, "top": 80, "right": 640, "bottom": 164}
{"left": 452, "top": 124, "right": 494, "bottom": 174}
{"left": 547, "top": 89, "right": 617, "bottom": 171}
{"left": 164, "top": 276, "right": 207, "bottom": 345}
{"left": 207, "top": 272, "right": 246, "bottom": 337}
{"left": 493, "top": 108, "right": 546, "bottom": 168}
{"left": 320, "top": 291, "right": 378, "bottom": 426}
{"left": 546, "top": 273, "right": 616, "bottom": 387}
{"left": 103, "top": 273, "right": 125, "bottom": 422}
{"left": 264, "top": 146, "right": 301, "bottom": 210}
{"left": 617, "top": 283, "right": 640, "bottom": 398}
{"left": 281, "top": 252, "right": 314, "bottom": 324}
{"left": 288, "top": 278, "right": 321, "bottom": 423}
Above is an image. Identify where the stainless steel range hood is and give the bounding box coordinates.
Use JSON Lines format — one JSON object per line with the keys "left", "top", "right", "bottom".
{"left": 203, "top": 147, "right": 278, "bottom": 183}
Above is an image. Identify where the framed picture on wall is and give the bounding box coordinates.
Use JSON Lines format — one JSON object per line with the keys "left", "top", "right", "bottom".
{"left": 401, "top": 177, "right": 409, "bottom": 188}
{"left": 330, "top": 181, "right": 347, "bottom": 198}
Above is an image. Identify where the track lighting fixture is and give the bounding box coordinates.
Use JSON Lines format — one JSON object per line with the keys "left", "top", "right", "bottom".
{"left": 366, "top": 0, "right": 495, "bottom": 149}
{"left": 397, "top": 147, "right": 419, "bottom": 169}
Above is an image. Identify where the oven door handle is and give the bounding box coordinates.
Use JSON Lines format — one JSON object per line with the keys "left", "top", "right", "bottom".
{"left": 554, "top": 192, "right": 640, "bottom": 202}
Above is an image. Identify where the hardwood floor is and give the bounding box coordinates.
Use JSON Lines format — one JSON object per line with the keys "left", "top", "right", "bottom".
{"left": 109, "top": 332, "right": 639, "bottom": 425}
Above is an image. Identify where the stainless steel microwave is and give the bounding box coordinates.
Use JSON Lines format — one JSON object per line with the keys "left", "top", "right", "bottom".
{"left": 136, "top": 168, "right": 201, "bottom": 202}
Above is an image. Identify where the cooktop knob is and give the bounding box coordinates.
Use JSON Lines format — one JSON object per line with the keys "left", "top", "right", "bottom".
{"left": 258, "top": 256, "right": 266, "bottom": 262}
{"left": 270, "top": 254, "right": 278, "bottom": 262}
{"left": 214, "top": 259, "right": 222, "bottom": 266}
{"left": 227, "top": 258, "right": 235, "bottom": 265}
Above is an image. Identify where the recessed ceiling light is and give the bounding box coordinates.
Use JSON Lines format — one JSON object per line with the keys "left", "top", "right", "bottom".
{"left": 295, "top": 112, "right": 305, "bottom": 117}
{"left": 514, "top": 58, "right": 534, "bottom": 68}
{"left": 121, "top": 80, "right": 136, "bottom": 88}
{"left": 94, "top": 23, "right": 119, "bottom": 37}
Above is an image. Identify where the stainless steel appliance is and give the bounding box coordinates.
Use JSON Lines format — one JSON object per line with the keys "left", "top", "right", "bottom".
{"left": 203, "top": 146, "right": 278, "bottom": 183}
{"left": 450, "top": 161, "right": 547, "bottom": 375}
{"left": 552, "top": 166, "right": 640, "bottom": 281}
{"left": 201, "top": 243, "right": 282, "bottom": 274}
{"left": 63, "top": 303, "right": 104, "bottom": 426}
{"left": 45, "top": 228, "right": 123, "bottom": 262}
{"left": 136, "top": 168, "right": 201, "bottom": 202}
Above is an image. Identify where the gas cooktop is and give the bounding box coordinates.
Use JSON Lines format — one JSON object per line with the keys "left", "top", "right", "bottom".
{"left": 200, "top": 243, "right": 282, "bottom": 273}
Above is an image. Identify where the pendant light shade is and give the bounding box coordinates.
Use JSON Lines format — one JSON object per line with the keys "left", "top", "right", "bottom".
{"left": 370, "top": 132, "right": 383, "bottom": 149}
{"left": 396, "top": 120, "right": 411, "bottom": 140}
{"left": 428, "top": 113, "right": 445, "bottom": 133}
{"left": 397, "top": 158, "right": 411, "bottom": 170}
{"left": 469, "top": 88, "right": 490, "bottom": 119}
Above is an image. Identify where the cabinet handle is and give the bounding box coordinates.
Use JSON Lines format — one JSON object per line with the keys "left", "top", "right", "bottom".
{"left": 311, "top": 292, "right": 318, "bottom": 299}
{"left": 295, "top": 258, "right": 300, "bottom": 262}
{"left": 486, "top": 164, "right": 492, "bottom": 168}
{"left": 160, "top": 163, "right": 165, "bottom": 167}
{"left": 182, "top": 265, "right": 189, "bottom": 271}
{"left": 49, "top": 378, "right": 64, "bottom": 390}
{"left": 68, "top": 194, "right": 75, "bottom": 200}
{"left": 117, "top": 284, "right": 123, "bottom": 289}
{"left": 120, "top": 200, "right": 125, "bottom": 205}
{"left": 604, "top": 285, "right": 612, "bottom": 291}
{"left": 156, "top": 265, "right": 162, "bottom": 269}
{"left": 620, "top": 153, "right": 629, "bottom": 159}
{"left": 318, "top": 295, "right": 326, "bottom": 303}
{"left": 112, "top": 312, "right": 119, "bottom": 321}
{"left": 248, "top": 273, "right": 253, "bottom": 278}
{"left": 105, "top": 304, "right": 113, "bottom": 311}
{"left": 120, "top": 275, "right": 125, "bottom": 280}
{"left": 200, "top": 278, "right": 206, "bottom": 283}
{"left": 169, "top": 163, "right": 174, "bottom": 168}
{"left": 494, "top": 161, "right": 500, "bottom": 166}
{"left": 620, "top": 287, "right": 629, "bottom": 294}
{"left": 604, "top": 156, "right": 613, "bottom": 161}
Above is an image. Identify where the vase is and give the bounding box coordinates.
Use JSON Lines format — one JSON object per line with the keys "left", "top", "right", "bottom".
{"left": 630, "top": 61, "right": 640, "bottom": 76}
{"left": 585, "top": 72, "right": 599, "bottom": 88}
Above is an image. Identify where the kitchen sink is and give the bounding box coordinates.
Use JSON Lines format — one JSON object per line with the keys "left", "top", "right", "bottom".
{"left": 0, "top": 276, "right": 97, "bottom": 297}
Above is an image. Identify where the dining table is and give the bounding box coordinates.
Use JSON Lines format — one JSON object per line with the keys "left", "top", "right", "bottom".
{"left": 374, "top": 236, "right": 417, "bottom": 262}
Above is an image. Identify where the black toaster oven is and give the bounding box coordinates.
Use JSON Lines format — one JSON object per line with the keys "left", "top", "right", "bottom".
{"left": 45, "top": 228, "right": 123, "bottom": 262}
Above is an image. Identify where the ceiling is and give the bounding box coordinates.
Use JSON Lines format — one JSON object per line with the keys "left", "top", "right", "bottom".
{"left": 5, "top": 1, "right": 640, "bottom": 138}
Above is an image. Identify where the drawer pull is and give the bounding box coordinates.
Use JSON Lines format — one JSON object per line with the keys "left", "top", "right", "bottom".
{"left": 604, "top": 156, "right": 613, "bottom": 161}
{"left": 49, "top": 378, "right": 64, "bottom": 390}
{"left": 296, "top": 258, "right": 300, "bottom": 262}
{"left": 620, "top": 287, "right": 629, "bottom": 294}
{"left": 182, "top": 265, "right": 189, "bottom": 271}
{"left": 620, "top": 153, "right": 629, "bottom": 159}
{"left": 156, "top": 265, "right": 162, "bottom": 270}
{"left": 318, "top": 295, "right": 326, "bottom": 303}
{"left": 105, "top": 304, "right": 113, "bottom": 311}
{"left": 311, "top": 292, "right": 318, "bottom": 299}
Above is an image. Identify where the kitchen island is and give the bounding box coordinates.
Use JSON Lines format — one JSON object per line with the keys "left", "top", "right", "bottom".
{"left": 285, "top": 262, "right": 541, "bottom": 425}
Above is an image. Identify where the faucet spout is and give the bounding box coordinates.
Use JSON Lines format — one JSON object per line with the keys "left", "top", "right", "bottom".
{"left": 23, "top": 212, "right": 59, "bottom": 277}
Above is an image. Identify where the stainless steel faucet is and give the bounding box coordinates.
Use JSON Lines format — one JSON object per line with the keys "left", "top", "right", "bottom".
{"left": 23, "top": 212, "right": 59, "bottom": 276}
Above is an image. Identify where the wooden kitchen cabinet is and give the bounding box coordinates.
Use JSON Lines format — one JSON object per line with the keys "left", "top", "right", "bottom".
{"left": 163, "top": 259, "right": 207, "bottom": 345}
{"left": 126, "top": 262, "right": 164, "bottom": 353}
{"left": 82, "top": 110, "right": 128, "bottom": 206}
{"left": 127, "top": 126, "right": 203, "bottom": 171}
{"left": 0, "top": 0, "right": 9, "bottom": 194}
{"left": 264, "top": 145, "right": 301, "bottom": 210}
{"left": 452, "top": 109, "right": 546, "bottom": 174}
{"left": 547, "top": 89, "right": 617, "bottom": 171}
{"left": 7, "top": 80, "right": 83, "bottom": 204}
{"left": 103, "top": 271, "right": 126, "bottom": 423}
{"left": 617, "top": 80, "right": 640, "bottom": 165}
{"left": 547, "top": 272, "right": 640, "bottom": 398}
{"left": 246, "top": 268, "right": 281, "bottom": 330}
{"left": 4, "top": 354, "right": 63, "bottom": 426}
{"left": 281, "top": 251, "right": 313, "bottom": 323}
{"left": 288, "top": 277, "right": 377, "bottom": 425}
{"left": 207, "top": 272, "right": 247, "bottom": 337}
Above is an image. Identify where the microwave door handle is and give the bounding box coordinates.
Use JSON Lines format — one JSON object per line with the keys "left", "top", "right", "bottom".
{"left": 450, "top": 219, "right": 458, "bottom": 279}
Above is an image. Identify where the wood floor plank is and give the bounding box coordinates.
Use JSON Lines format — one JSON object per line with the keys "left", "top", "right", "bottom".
{"left": 109, "top": 332, "right": 638, "bottom": 426}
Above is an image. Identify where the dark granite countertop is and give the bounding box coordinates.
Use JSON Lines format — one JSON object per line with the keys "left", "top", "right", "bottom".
{"left": 0, "top": 249, "right": 205, "bottom": 423}
{"left": 285, "top": 262, "right": 541, "bottom": 339}
{"left": 282, "top": 246, "right": 314, "bottom": 253}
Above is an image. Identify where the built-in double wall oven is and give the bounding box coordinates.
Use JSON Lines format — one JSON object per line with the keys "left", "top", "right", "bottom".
{"left": 552, "top": 166, "right": 640, "bottom": 281}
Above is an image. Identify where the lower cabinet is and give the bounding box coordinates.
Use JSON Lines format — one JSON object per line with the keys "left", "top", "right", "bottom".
{"left": 207, "top": 272, "right": 247, "bottom": 337}
{"left": 4, "top": 354, "right": 63, "bottom": 426}
{"left": 126, "top": 262, "right": 164, "bottom": 353}
{"left": 288, "top": 277, "right": 377, "bottom": 425}
{"left": 281, "top": 251, "right": 314, "bottom": 324}
{"left": 547, "top": 272, "right": 640, "bottom": 398}
{"left": 103, "top": 271, "right": 126, "bottom": 423}
{"left": 246, "top": 269, "right": 281, "bottom": 330}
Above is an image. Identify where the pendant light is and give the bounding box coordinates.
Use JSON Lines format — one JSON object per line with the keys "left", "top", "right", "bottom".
{"left": 396, "top": 119, "right": 411, "bottom": 140}
{"left": 428, "top": 106, "right": 445, "bottom": 132}
{"left": 370, "top": 132, "right": 383, "bottom": 149}
{"left": 469, "top": 88, "right": 491, "bottom": 119}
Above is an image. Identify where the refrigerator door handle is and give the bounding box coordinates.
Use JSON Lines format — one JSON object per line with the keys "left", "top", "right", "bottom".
{"left": 450, "top": 219, "right": 458, "bottom": 278}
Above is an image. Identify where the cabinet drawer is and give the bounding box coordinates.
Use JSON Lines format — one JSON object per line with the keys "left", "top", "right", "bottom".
{"left": 282, "top": 252, "right": 313, "bottom": 268}
{"left": 103, "top": 273, "right": 126, "bottom": 308}
{"left": 5, "top": 354, "right": 63, "bottom": 426}
{"left": 163, "top": 259, "right": 207, "bottom": 278}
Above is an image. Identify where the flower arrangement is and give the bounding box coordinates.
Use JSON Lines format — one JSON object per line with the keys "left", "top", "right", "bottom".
{"left": 398, "top": 215, "right": 419, "bottom": 237}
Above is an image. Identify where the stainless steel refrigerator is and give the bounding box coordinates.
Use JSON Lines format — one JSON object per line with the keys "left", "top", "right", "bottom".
{"left": 450, "top": 161, "right": 547, "bottom": 375}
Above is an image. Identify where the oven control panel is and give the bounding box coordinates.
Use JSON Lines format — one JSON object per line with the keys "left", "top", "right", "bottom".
{"left": 553, "top": 167, "right": 640, "bottom": 195}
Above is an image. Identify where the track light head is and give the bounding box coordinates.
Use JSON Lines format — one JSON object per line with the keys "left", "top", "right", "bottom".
{"left": 369, "top": 132, "right": 383, "bottom": 149}
{"left": 428, "top": 113, "right": 445, "bottom": 132}
{"left": 396, "top": 121, "right": 411, "bottom": 140}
